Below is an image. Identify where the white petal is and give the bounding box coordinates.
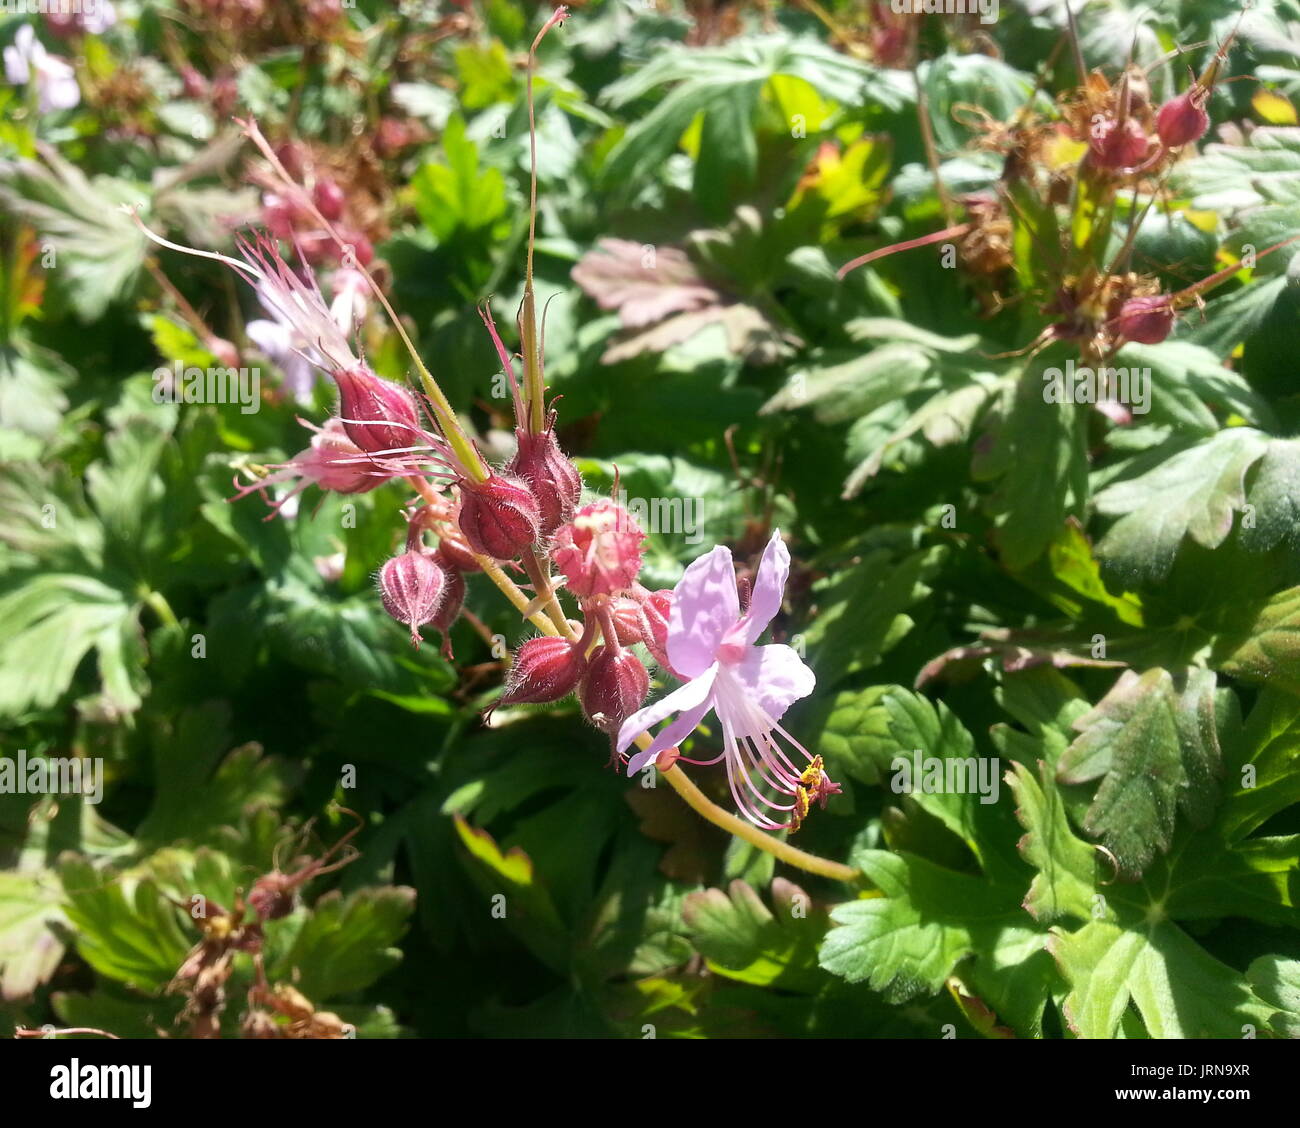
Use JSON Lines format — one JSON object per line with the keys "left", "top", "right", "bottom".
{"left": 736, "top": 529, "right": 789, "bottom": 645}
{"left": 617, "top": 664, "right": 717, "bottom": 757}
{"left": 726, "top": 644, "right": 814, "bottom": 728}
{"left": 626, "top": 696, "right": 714, "bottom": 776}
{"left": 667, "top": 546, "right": 738, "bottom": 678}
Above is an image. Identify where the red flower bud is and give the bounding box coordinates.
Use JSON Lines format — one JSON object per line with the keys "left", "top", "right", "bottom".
{"left": 429, "top": 558, "right": 466, "bottom": 659}
{"left": 205, "top": 336, "right": 241, "bottom": 369}
{"left": 1114, "top": 295, "right": 1175, "bottom": 344}
{"left": 1156, "top": 88, "right": 1209, "bottom": 148}
{"left": 508, "top": 427, "right": 582, "bottom": 537}
{"left": 248, "top": 872, "right": 296, "bottom": 920}
{"left": 608, "top": 595, "right": 645, "bottom": 646}
{"left": 580, "top": 646, "right": 649, "bottom": 735}
{"left": 640, "top": 588, "right": 673, "bottom": 670}
{"left": 499, "top": 636, "right": 587, "bottom": 706}
{"left": 457, "top": 474, "right": 541, "bottom": 560}
{"left": 551, "top": 500, "right": 645, "bottom": 597}
{"left": 1089, "top": 117, "right": 1151, "bottom": 170}
{"left": 378, "top": 551, "right": 447, "bottom": 647}
{"left": 313, "top": 177, "right": 346, "bottom": 221}
{"left": 434, "top": 518, "right": 482, "bottom": 573}
{"left": 332, "top": 367, "right": 423, "bottom": 455}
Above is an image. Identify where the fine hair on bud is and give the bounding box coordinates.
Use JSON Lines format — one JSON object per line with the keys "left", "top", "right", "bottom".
{"left": 456, "top": 473, "right": 542, "bottom": 560}
{"left": 378, "top": 550, "right": 447, "bottom": 647}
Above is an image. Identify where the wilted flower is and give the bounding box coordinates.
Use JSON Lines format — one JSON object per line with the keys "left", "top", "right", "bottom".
{"left": 617, "top": 531, "right": 838, "bottom": 831}
{"left": 551, "top": 500, "right": 644, "bottom": 597}
{"left": 230, "top": 417, "right": 390, "bottom": 518}
{"left": 4, "top": 25, "right": 80, "bottom": 112}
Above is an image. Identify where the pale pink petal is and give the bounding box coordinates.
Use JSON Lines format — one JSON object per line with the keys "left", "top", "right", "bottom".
{"left": 735, "top": 529, "right": 789, "bottom": 645}
{"left": 4, "top": 44, "right": 29, "bottom": 86}
{"left": 617, "top": 663, "right": 717, "bottom": 758}
{"left": 625, "top": 695, "right": 715, "bottom": 776}
{"left": 724, "top": 644, "right": 814, "bottom": 728}
{"left": 667, "top": 545, "right": 738, "bottom": 677}
{"left": 39, "top": 60, "right": 79, "bottom": 111}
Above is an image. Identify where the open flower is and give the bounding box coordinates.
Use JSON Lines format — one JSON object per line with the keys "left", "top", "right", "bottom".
{"left": 4, "top": 25, "right": 80, "bottom": 112}
{"left": 617, "top": 530, "right": 838, "bottom": 831}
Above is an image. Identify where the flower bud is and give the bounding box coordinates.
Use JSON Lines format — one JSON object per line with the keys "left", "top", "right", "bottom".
{"left": 457, "top": 474, "right": 541, "bottom": 560}
{"left": 1156, "top": 88, "right": 1209, "bottom": 148}
{"left": 429, "top": 558, "right": 466, "bottom": 659}
{"left": 333, "top": 366, "right": 422, "bottom": 455}
{"left": 640, "top": 588, "right": 673, "bottom": 670}
{"left": 499, "top": 636, "right": 587, "bottom": 706}
{"left": 313, "top": 177, "right": 346, "bottom": 221}
{"left": 1089, "top": 117, "right": 1150, "bottom": 170}
{"left": 551, "top": 500, "right": 645, "bottom": 597}
{"left": 508, "top": 427, "right": 582, "bottom": 537}
{"left": 580, "top": 646, "right": 649, "bottom": 735}
{"left": 247, "top": 872, "right": 296, "bottom": 921}
{"left": 435, "top": 517, "right": 482, "bottom": 573}
{"left": 608, "top": 595, "right": 645, "bottom": 646}
{"left": 1114, "top": 295, "right": 1175, "bottom": 344}
{"left": 205, "top": 335, "right": 241, "bottom": 369}
{"left": 378, "top": 551, "right": 446, "bottom": 647}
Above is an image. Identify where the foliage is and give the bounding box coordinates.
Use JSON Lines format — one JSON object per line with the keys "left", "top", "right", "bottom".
{"left": 2, "top": 0, "right": 1299, "bottom": 1039}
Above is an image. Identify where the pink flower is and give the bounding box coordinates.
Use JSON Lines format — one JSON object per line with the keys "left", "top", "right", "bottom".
{"left": 5, "top": 25, "right": 80, "bottom": 113}
{"left": 617, "top": 530, "right": 838, "bottom": 831}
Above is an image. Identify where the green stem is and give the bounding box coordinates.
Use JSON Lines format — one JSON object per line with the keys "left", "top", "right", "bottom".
{"left": 143, "top": 590, "right": 179, "bottom": 630}
{"left": 660, "top": 764, "right": 861, "bottom": 883}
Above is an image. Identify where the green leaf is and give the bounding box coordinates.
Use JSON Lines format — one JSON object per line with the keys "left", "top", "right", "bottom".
{"left": 1057, "top": 668, "right": 1222, "bottom": 878}
{"left": 271, "top": 886, "right": 415, "bottom": 1002}
{"left": 820, "top": 849, "right": 1035, "bottom": 1006}
{"left": 0, "top": 870, "right": 68, "bottom": 1000}
{"left": 683, "top": 878, "right": 825, "bottom": 990}
{"left": 0, "top": 151, "right": 146, "bottom": 320}
{"left": 1049, "top": 920, "right": 1274, "bottom": 1039}
{"left": 409, "top": 115, "right": 508, "bottom": 241}
{"left": 802, "top": 546, "right": 941, "bottom": 687}
{"left": 0, "top": 573, "right": 145, "bottom": 720}
{"left": 1094, "top": 427, "right": 1270, "bottom": 585}
{"left": 1213, "top": 586, "right": 1300, "bottom": 699}
{"left": 451, "top": 816, "right": 570, "bottom": 975}
{"left": 1247, "top": 955, "right": 1300, "bottom": 1037}
{"left": 1216, "top": 688, "right": 1300, "bottom": 843}
{"left": 1006, "top": 760, "right": 1099, "bottom": 925}
{"left": 59, "top": 857, "right": 192, "bottom": 994}
{"left": 980, "top": 362, "right": 1087, "bottom": 571}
